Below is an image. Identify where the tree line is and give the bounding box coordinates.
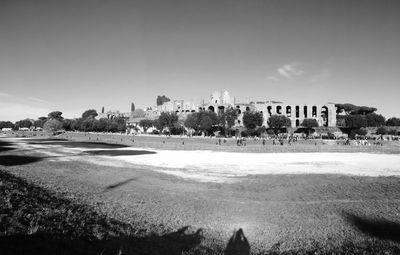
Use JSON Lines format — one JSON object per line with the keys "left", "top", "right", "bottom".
{"left": 0, "top": 109, "right": 126, "bottom": 133}
{"left": 1, "top": 103, "right": 400, "bottom": 137}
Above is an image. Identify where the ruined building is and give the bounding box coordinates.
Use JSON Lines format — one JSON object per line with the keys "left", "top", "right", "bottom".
{"left": 157, "top": 90, "right": 337, "bottom": 127}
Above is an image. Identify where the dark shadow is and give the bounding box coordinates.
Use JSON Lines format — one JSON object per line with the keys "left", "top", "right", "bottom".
{"left": 23, "top": 138, "right": 69, "bottom": 142}
{"left": 343, "top": 212, "right": 400, "bottom": 242}
{"left": 83, "top": 150, "right": 156, "bottom": 156}
{"left": 0, "top": 227, "right": 203, "bottom": 255}
{"left": 27, "top": 140, "right": 128, "bottom": 149}
{"left": 104, "top": 178, "right": 137, "bottom": 191}
{"left": 225, "top": 228, "right": 250, "bottom": 255}
{"left": 0, "top": 155, "right": 44, "bottom": 166}
{"left": 0, "top": 140, "right": 16, "bottom": 152}
{"left": 0, "top": 140, "right": 15, "bottom": 147}
{"left": 0, "top": 147, "right": 15, "bottom": 152}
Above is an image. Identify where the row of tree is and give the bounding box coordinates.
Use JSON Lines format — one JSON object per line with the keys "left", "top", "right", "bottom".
{"left": 337, "top": 113, "right": 389, "bottom": 128}
{"left": 0, "top": 110, "right": 127, "bottom": 133}
{"left": 138, "top": 109, "right": 321, "bottom": 137}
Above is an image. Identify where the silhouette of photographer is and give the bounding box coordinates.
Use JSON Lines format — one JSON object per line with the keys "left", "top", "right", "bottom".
{"left": 224, "top": 228, "right": 250, "bottom": 255}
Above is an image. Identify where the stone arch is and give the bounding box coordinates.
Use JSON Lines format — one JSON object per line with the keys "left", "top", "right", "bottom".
{"left": 208, "top": 106, "right": 215, "bottom": 112}
{"left": 296, "top": 106, "right": 300, "bottom": 118}
{"left": 218, "top": 106, "right": 225, "bottom": 114}
{"left": 303, "top": 106, "right": 308, "bottom": 118}
{"left": 312, "top": 106, "right": 317, "bottom": 117}
{"left": 286, "top": 106, "right": 291, "bottom": 117}
{"left": 276, "top": 106, "right": 282, "bottom": 114}
{"left": 296, "top": 119, "right": 300, "bottom": 127}
{"left": 267, "top": 106, "right": 272, "bottom": 116}
{"left": 321, "top": 106, "right": 329, "bottom": 127}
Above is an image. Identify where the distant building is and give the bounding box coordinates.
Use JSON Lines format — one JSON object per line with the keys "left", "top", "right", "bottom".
{"left": 155, "top": 90, "right": 337, "bottom": 127}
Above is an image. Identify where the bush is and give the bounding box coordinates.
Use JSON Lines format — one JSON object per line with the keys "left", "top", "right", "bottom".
{"left": 376, "top": 127, "right": 388, "bottom": 135}
{"left": 350, "top": 128, "right": 368, "bottom": 139}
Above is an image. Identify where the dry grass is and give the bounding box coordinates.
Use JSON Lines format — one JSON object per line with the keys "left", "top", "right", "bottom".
{"left": 59, "top": 132, "right": 400, "bottom": 154}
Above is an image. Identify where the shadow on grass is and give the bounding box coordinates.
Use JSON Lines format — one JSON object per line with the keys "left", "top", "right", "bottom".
{"left": 0, "top": 155, "right": 44, "bottom": 166}
{"left": 0, "top": 149, "right": 156, "bottom": 166}
{"left": 225, "top": 228, "right": 250, "bottom": 255}
{"left": 0, "top": 140, "right": 16, "bottom": 153}
{"left": 0, "top": 227, "right": 203, "bottom": 255}
{"left": 83, "top": 150, "right": 156, "bottom": 156}
{"left": 343, "top": 212, "right": 400, "bottom": 242}
{"left": 0, "top": 147, "right": 15, "bottom": 152}
{"left": 104, "top": 178, "right": 138, "bottom": 191}
{"left": 27, "top": 140, "right": 128, "bottom": 149}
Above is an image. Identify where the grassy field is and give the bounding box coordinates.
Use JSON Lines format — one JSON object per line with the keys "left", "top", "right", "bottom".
{"left": 58, "top": 131, "right": 400, "bottom": 154}
{"left": 1, "top": 135, "right": 400, "bottom": 254}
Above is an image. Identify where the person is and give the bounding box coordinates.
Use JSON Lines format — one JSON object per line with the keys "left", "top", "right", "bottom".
{"left": 262, "top": 137, "right": 266, "bottom": 146}
{"left": 218, "top": 138, "right": 221, "bottom": 145}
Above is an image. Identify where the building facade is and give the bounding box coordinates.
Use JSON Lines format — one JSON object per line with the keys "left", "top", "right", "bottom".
{"left": 150, "top": 90, "right": 336, "bottom": 128}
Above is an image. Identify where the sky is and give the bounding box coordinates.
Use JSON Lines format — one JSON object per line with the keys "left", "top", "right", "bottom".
{"left": 0, "top": 0, "right": 399, "bottom": 121}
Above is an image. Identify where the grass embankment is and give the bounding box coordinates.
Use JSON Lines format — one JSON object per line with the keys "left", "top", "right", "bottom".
{"left": 0, "top": 170, "right": 205, "bottom": 255}
{"left": 59, "top": 132, "right": 400, "bottom": 154}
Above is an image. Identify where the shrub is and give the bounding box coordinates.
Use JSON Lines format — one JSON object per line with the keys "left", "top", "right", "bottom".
{"left": 376, "top": 127, "right": 388, "bottom": 135}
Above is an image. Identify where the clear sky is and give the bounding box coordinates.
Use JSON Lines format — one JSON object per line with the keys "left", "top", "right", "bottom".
{"left": 1, "top": 0, "right": 399, "bottom": 121}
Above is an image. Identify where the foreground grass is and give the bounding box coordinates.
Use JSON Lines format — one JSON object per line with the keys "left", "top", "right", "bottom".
{"left": 2, "top": 169, "right": 400, "bottom": 254}
{"left": 0, "top": 170, "right": 205, "bottom": 255}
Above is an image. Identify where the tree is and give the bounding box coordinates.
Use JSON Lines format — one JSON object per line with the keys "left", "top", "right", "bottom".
{"left": 92, "top": 118, "right": 107, "bottom": 132}
{"left": 48, "top": 111, "right": 64, "bottom": 121}
{"left": 335, "top": 104, "right": 377, "bottom": 115}
{"left": 184, "top": 111, "right": 218, "bottom": 135}
{"left": 198, "top": 111, "right": 218, "bottom": 135}
{"left": 301, "top": 118, "right": 319, "bottom": 136}
{"left": 0, "top": 121, "right": 15, "bottom": 129}
{"left": 218, "top": 108, "right": 238, "bottom": 136}
{"left": 157, "top": 112, "right": 178, "bottom": 131}
{"left": 131, "top": 102, "right": 135, "bottom": 112}
{"left": 81, "top": 118, "right": 95, "bottom": 131}
{"left": 242, "top": 111, "right": 263, "bottom": 130}
{"left": 62, "top": 119, "right": 74, "bottom": 131}
{"left": 386, "top": 117, "right": 400, "bottom": 126}
{"left": 267, "top": 115, "right": 291, "bottom": 134}
{"left": 365, "top": 113, "right": 385, "bottom": 127}
{"left": 376, "top": 126, "right": 388, "bottom": 135}
{"left": 139, "top": 119, "right": 154, "bottom": 133}
{"left": 15, "top": 119, "right": 33, "bottom": 129}
{"left": 156, "top": 95, "right": 171, "bottom": 106}
{"left": 335, "top": 103, "right": 358, "bottom": 115}
{"left": 82, "top": 109, "right": 98, "bottom": 119}
{"left": 34, "top": 117, "right": 48, "bottom": 128}
{"left": 184, "top": 113, "right": 201, "bottom": 133}
{"left": 345, "top": 115, "right": 367, "bottom": 129}
{"left": 43, "top": 119, "right": 62, "bottom": 132}
{"left": 112, "top": 117, "right": 127, "bottom": 132}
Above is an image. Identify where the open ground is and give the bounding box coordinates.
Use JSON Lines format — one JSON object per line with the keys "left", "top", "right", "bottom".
{"left": 1, "top": 132, "right": 400, "bottom": 254}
